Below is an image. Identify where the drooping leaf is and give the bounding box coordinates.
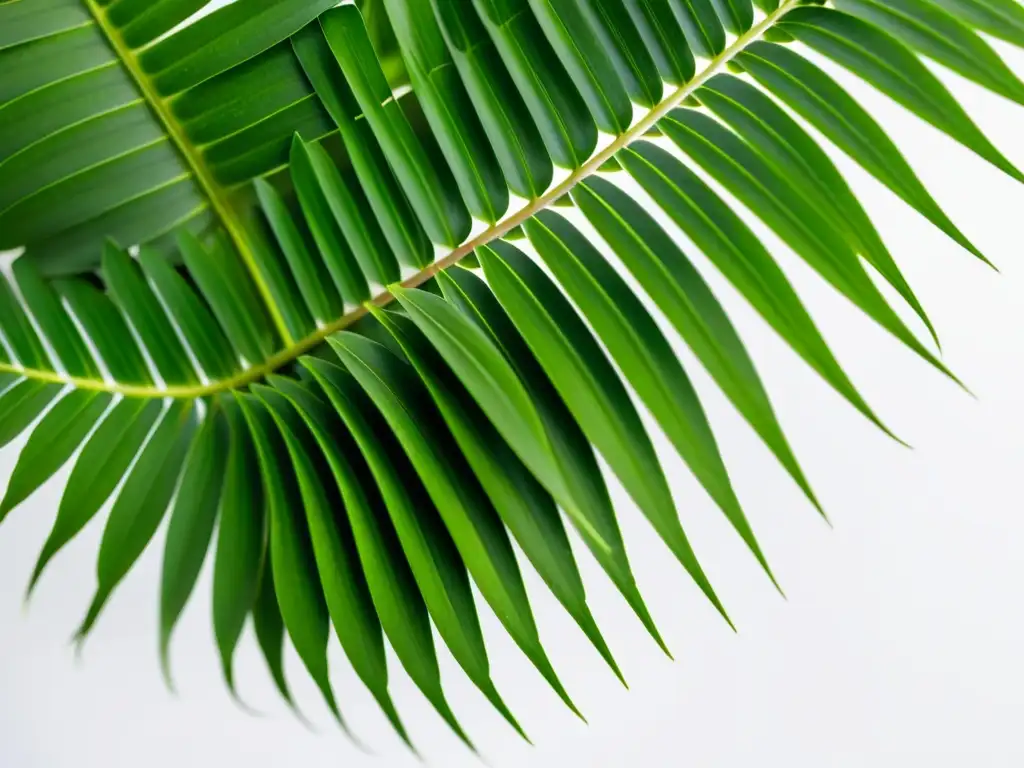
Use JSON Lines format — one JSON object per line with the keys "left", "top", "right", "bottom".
{"left": 77, "top": 400, "right": 199, "bottom": 642}
{"left": 160, "top": 404, "right": 230, "bottom": 684}
{"left": 28, "top": 398, "right": 165, "bottom": 596}
{"left": 328, "top": 330, "right": 581, "bottom": 719}
{"left": 0, "top": 390, "right": 112, "bottom": 522}
{"left": 302, "top": 355, "right": 524, "bottom": 737}
{"left": 479, "top": 240, "right": 731, "bottom": 626}
{"left": 236, "top": 392, "right": 347, "bottom": 730}
{"left": 781, "top": 6, "right": 1024, "bottom": 182}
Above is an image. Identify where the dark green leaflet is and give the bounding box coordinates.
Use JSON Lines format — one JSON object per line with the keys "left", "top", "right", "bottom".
{"left": 251, "top": 545, "right": 295, "bottom": 710}
{"left": 471, "top": 0, "right": 598, "bottom": 168}
{"left": 243, "top": 218, "right": 316, "bottom": 345}
{"left": 236, "top": 392, "right": 348, "bottom": 732}
{"left": 255, "top": 178, "right": 344, "bottom": 326}
{"left": 780, "top": 6, "right": 1024, "bottom": 182}
{"left": 0, "top": 66, "right": 134, "bottom": 165}
{"left": 101, "top": 243, "right": 199, "bottom": 386}
{"left": 27, "top": 397, "right": 164, "bottom": 596}
{"left": 77, "top": 400, "right": 199, "bottom": 641}
{"left": 160, "top": 405, "right": 229, "bottom": 684}
{"left": 211, "top": 396, "right": 267, "bottom": 700}
{"left": 625, "top": 0, "right": 696, "bottom": 86}
{"left": 479, "top": 240, "right": 732, "bottom": 627}
{"left": 436, "top": 266, "right": 669, "bottom": 652}
{"left": 526, "top": 0, "right": 634, "bottom": 134}
{"left": 116, "top": 0, "right": 211, "bottom": 49}
{"left": 55, "top": 279, "right": 154, "bottom": 385}
{"left": 372, "top": 303, "right": 624, "bottom": 681}
{"left": 329, "top": 330, "right": 582, "bottom": 720}
{"left": 833, "top": 0, "right": 1024, "bottom": 106}
{"left": 382, "top": 0, "right": 510, "bottom": 224}
{"left": 0, "top": 380, "right": 61, "bottom": 451}
{"left": 673, "top": 0, "right": 728, "bottom": 57}
{"left": 269, "top": 374, "right": 473, "bottom": 748}
{"left": 572, "top": 176, "right": 821, "bottom": 514}
{"left": 139, "top": 249, "right": 241, "bottom": 381}
{"left": 0, "top": 0, "right": 91, "bottom": 52}
{"left": 319, "top": 5, "right": 472, "bottom": 248}
{"left": 291, "top": 22, "right": 433, "bottom": 269}
{"left": 288, "top": 137, "right": 372, "bottom": 304}
{"left": 710, "top": 0, "right": 754, "bottom": 34}
{"left": 430, "top": 0, "right": 554, "bottom": 199}
{"left": 389, "top": 284, "right": 605, "bottom": 546}
{"left": 178, "top": 231, "right": 279, "bottom": 367}
{"left": 173, "top": 43, "right": 311, "bottom": 144}
{"left": 293, "top": 136, "right": 401, "bottom": 288}
{"left": 13, "top": 258, "right": 100, "bottom": 379}
{"left": 1, "top": 25, "right": 113, "bottom": 109}
{"left": 0, "top": 104, "right": 162, "bottom": 216}
{"left": 140, "top": 0, "right": 342, "bottom": 96}
{"left": 256, "top": 383, "right": 410, "bottom": 744}
{"left": 0, "top": 272, "right": 51, "bottom": 370}
{"left": 736, "top": 41, "right": 986, "bottom": 263}
{"left": 524, "top": 209, "right": 778, "bottom": 588}
{"left": 586, "top": 0, "right": 664, "bottom": 107}
{"left": 301, "top": 355, "right": 525, "bottom": 739}
{"left": 0, "top": 390, "right": 112, "bottom": 521}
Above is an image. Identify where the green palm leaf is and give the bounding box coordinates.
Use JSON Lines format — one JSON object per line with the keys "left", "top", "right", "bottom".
{"left": 1, "top": 0, "right": 1022, "bottom": 755}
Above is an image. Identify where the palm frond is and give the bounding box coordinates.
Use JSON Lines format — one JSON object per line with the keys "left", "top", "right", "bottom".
{"left": 1, "top": 0, "right": 1022, "bottom": 753}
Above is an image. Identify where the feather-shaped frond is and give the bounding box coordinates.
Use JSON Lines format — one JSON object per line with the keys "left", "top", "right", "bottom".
{"left": 1, "top": 0, "right": 1021, "bottom": 753}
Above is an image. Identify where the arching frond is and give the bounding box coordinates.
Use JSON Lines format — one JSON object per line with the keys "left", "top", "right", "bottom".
{"left": 1, "top": 0, "right": 1022, "bottom": 753}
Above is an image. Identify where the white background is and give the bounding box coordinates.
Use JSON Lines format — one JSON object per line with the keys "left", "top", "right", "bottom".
{"left": 2, "top": 27, "right": 1024, "bottom": 768}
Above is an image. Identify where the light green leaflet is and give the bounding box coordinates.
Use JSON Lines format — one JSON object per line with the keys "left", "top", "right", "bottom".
{"left": 621, "top": 141, "right": 901, "bottom": 444}
{"left": 736, "top": 40, "right": 986, "bottom": 263}
{"left": 0, "top": 381, "right": 61, "bottom": 451}
{"left": 659, "top": 108, "right": 960, "bottom": 390}
{"left": 697, "top": 72, "right": 940, "bottom": 343}
{"left": 833, "top": 0, "right": 1024, "bottom": 106}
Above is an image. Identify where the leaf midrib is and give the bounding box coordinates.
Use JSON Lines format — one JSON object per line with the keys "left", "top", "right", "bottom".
{"left": 82, "top": 0, "right": 295, "bottom": 344}
{"left": 2, "top": 1, "right": 799, "bottom": 399}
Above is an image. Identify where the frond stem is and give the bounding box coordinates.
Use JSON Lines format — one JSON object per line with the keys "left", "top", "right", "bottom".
{"left": 13, "top": 1, "right": 798, "bottom": 400}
